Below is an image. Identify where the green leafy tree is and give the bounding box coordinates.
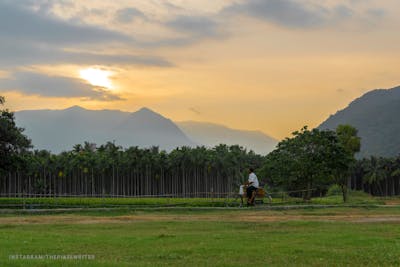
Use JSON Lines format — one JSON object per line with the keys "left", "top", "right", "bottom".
{"left": 334, "top": 124, "right": 361, "bottom": 202}
{"left": 261, "top": 126, "right": 348, "bottom": 200}
{"left": 363, "top": 156, "right": 388, "bottom": 195}
{"left": 0, "top": 96, "right": 32, "bottom": 174}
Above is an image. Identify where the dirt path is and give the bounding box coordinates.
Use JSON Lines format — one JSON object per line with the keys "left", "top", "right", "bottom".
{"left": 1, "top": 212, "right": 400, "bottom": 224}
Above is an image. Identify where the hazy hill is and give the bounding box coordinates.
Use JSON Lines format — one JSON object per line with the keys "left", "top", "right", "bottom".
{"left": 15, "top": 106, "right": 278, "bottom": 155}
{"left": 319, "top": 86, "right": 400, "bottom": 157}
{"left": 177, "top": 121, "right": 278, "bottom": 155}
{"left": 15, "top": 106, "right": 195, "bottom": 153}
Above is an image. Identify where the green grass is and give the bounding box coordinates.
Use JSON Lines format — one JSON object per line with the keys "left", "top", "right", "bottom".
{"left": 0, "top": 190, "right": 387, "bottom": 209}
{"left": 311, "top": 190, "right": 385, "bottom": 205}
{"left": 0, "top": 197, "right": 227, "bottom": 208}
{"left": 1, "top": 212, "right": 400, "bottom": 266}
{"left": 256, "top": 190, "right": 384, "bottom": 206}
{"left": 1, "top": 205, "right": 400, "bottom": 218}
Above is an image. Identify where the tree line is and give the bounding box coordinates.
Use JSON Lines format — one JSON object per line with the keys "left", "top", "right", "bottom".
{"left": 351, "top": 156, "right": 400, "bottom": 197}
{"left": 1, "top": 96, "right": 399, "bottom": 200}
{"left": 1, "top": 141, "right": 263, "bottom": 197}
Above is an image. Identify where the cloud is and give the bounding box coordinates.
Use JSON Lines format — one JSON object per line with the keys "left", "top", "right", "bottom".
{"left": 115, "top": 7, "right": 147, "bottom": 24}
{"left": 223, "top": 0, "right": 329, "bottom": 28}
{"left": 166, "top": 15, "right": 220, "bottom": 38}
{"left": 333, "top": 5, "right": 354, "bottom": 19}
{"left": 0, "top": 1, "right": 130, "bottom": 45}
{"left": 0, "top": 0, "right": 389, "bottom": 71}
{"left": 222, "top": 0, "right": 382, "bottom": 29}
{"left": 0, "top": 71, "right": 123, "bottom": 101}
{"left": 189, "top": 107, "right": 201, "bottom": 115}
{"left": 126, "top": 15, "right": 225, "bottom": 48}
{"left": 0, "top": 40, "right": 172, "bottom": 68}
{"left": 366, "top": 8, "right": 386, "bottom": 18}
{"left": 0, "top": 1, "right": 172, "bottom": 68}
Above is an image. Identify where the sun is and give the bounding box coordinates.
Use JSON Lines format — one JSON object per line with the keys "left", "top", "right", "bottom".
{"left": 79, "top": 68, "right": 114, "bottom": 89}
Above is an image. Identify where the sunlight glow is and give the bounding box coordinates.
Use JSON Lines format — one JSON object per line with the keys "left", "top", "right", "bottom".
{"left": 79, "top": 68, "right": 114, "bottom": 89}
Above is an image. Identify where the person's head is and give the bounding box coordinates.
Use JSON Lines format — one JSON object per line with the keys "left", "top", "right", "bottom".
{"left": 249, "top": 168, "right": 254, "bottom": 173}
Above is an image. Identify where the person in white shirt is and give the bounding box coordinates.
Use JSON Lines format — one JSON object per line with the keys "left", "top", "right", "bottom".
{"left": 245, "top": 168, "right": 259, "bottom": 206}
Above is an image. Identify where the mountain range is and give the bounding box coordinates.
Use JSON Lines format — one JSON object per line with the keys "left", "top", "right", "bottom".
{"left": 319, "top": 85, "right": 400, "bottom": 158}
{"left": 15, "top": 106, "right": 278, "bottom": 154}
{"left": 177, "top": 121, "right": 277, "bottom": 155}
{"left": 14, "top": 85, "right": 400, "bottom": 157}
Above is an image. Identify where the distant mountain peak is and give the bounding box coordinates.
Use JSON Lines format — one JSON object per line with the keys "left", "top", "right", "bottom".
{"left": 136, "top": 107, "right": 154, "bottom": 113}
{"left": 15, "top": 106, "right": 194, "bottom": 153}
{"left": 65, "top": 105, "right": 87, "bottom": 111}
{"left": 132, "top": 107, "right": 165, "bottom": 119}
{"left": 319, "top": 85, "right": 400, "bottom": 157}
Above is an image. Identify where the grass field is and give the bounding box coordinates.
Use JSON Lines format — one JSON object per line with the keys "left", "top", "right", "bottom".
{"left": 0, "top": 191, "right": 388, "bottom": 209}
{"left": 1, "top": 207, "right": 400, "bottom": 266}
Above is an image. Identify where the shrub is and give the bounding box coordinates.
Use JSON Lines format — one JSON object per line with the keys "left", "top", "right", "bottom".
{"left": 327, "top": 184, "right": 342, "bottom": 196}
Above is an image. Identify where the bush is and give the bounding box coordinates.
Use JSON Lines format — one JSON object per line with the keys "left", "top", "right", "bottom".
{"left": 327, "top": 184, "right": 342, "bottom": 196}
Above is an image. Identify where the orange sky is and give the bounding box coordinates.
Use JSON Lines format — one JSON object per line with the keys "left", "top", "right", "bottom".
{"left": 1, "top": 0, "right": 399, "bottom": 139}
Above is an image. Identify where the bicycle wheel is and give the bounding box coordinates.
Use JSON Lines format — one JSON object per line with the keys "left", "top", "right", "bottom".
{"left": 224, "top": 193, "right": 243, "bottom": 207}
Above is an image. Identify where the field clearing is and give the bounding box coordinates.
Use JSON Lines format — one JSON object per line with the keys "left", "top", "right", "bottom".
{"left": 1, "top": 207, "right": 400, "bottom": 266}
{"left": 1, "top": 207, "right": 400, "bottom": 224}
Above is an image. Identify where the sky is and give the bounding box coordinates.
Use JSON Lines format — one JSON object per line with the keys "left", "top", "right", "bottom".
{"left": 0, "top": 0, "right": 399, "bottom": 140}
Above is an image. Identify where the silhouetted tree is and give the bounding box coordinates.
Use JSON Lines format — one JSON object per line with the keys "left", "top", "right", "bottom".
{"left": 0, "top": 96, "right": 31, "bottom": 174}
